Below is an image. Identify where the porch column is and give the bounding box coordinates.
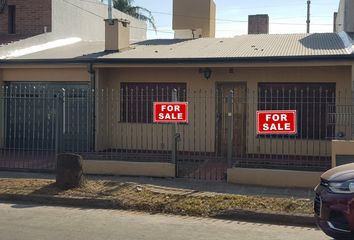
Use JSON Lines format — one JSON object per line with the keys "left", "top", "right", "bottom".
{"left": 0, "top": 70, "right": 4, "bottom": 148}
{"left": 351, "top": 64, "right": 354, "bottom": 140}
{"left": 352, "top": 64, "right": 354, "bottom": 97}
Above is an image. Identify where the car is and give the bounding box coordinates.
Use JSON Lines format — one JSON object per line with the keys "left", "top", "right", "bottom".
{"left": 315, "top": 163, "right": 354, "bottom": 240}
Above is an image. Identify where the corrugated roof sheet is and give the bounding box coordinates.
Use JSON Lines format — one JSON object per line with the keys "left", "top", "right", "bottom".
{"left": 9, "top": 41, "right": 104, "bottom": 60}
{"left": 1, "top": 32, "right": 353, "bottom": 61}
{"left": 104, "top": 33, "right": 351, "bottom": 59}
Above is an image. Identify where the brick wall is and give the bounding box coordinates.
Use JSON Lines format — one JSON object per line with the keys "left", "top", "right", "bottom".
{"left": 248, "top": 14, "right": 269, "bottom": 34}
{"left": 0, "top": 0, "right": 52, "bottom": 44}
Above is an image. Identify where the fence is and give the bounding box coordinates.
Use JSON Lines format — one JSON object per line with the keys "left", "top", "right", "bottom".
{"left": 0, "top": 83, "right": 352, "bottom": 180}
{"left": 0, "top": 84, "right": 93, "bottom": 171}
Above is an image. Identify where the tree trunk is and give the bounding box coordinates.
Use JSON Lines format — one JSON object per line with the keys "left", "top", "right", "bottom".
{"left": 56, "top": 154, "right": 85, "bottom": 190}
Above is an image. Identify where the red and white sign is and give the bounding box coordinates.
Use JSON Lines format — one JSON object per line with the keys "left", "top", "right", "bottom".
{"left": 153, "top": 102, "right": 188, "bottom": 123}
{"left": 257, "top": 110, "right": 297, "bottom": 135}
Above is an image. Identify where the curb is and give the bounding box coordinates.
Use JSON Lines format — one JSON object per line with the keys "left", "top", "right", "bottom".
{"left": 0, "top": 194, "right": 117, "bottom": 209}
{"left": 0, "top": 193, "right": 316, "bottom": 228}
{"left": 213, "top": 209, "right": 316, "bottom": 227}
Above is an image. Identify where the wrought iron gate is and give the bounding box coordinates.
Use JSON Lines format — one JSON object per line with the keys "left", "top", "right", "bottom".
{"left": 0, "top": 83, "right": 92, "bottom": 171}
{"left": 0, "top": 84, "right": 348, "bottom": 179}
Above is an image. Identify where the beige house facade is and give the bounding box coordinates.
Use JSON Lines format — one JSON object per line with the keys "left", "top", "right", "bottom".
{"left": 93, "top": 64, "right": 352, "bottom": 155}
{"left": 2, "top": 0, "right": 354, "bottom": 188}
{"left": 0, "top": 30, "right": 354, "bottom": 186}
{"left": 1, "top": 57, "right": 354, "bottom": 158}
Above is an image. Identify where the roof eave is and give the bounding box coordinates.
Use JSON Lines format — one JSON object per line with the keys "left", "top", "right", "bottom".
{"left": 0, "top": 54, "right": 353, "bottom": 66}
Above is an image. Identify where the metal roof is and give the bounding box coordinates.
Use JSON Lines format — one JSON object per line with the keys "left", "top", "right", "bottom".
{"left": 0, "top": 32, "right": 353, "bottom": 63}
{"left": 104, "top": 33, "right": 352, "bottom": 59}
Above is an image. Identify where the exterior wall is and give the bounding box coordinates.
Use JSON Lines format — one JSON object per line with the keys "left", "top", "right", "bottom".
{"left": 96, "top": 67, "right": 216, "bottom": 152}
{"left": 209, "top": 1, "right": 216, "bottom": 38}
{"left": 346, "top": 0, "right": 354, "bottom": 36}
{"left": 336, "top": 0, "right": 346, "bottom": 32}
{"left": 245, "top": 66, "right": 351, "bottom": 157}
{"left": 0, "top": 0, "right": 146, "bottom": 45}
{"left": 96, "top": 65, "right": 352, "bottom": 158}
{"left": 248, "top": 15, "right": 269, "bottom": 34}
{"left": 52, "top": 0, "right": 146, "bottom": 42}
{"left": 332, "top": 140, "right": 354, "bottom": 167}
{"left": 83, "top": 160, "right": 176, "bottom": 177}
{"left": 0, "top": 66, "right": 90, "bottom": 151}
{"left": 1, "top": 64, "right": 350, "bottom": 162}
{"left": 335, "top": 0, "right": 354, "bottom": 36}
{"left": 173, "top": 0, "right": 216, "bottom": 38}
{"left": 95, "top": 68, "right": 110, "bottom": 151}
{"left": 227, "top": 168, "right": 322, "bottom": 188}
{"left": 1, "top": 67, "right": 89, "bottom": 82}
{"left": 0, "top": 0, "right": 52, "bottom": 45}
{"left": 0, "top": 70, "right": 3, "bottom": 148}
{"left": 352, "top": 63, "right": 354, "bottom": 91}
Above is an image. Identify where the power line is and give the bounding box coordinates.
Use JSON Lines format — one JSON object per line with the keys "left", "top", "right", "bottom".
{"left": 63, "top": 0, "right": 105, "bottom": 19}
{"left": 272, "top": 15, "right": 332, "bottom": 20}
{"left": 81, "top": 0, "right": 306, "bottom": 10}
{"left": 61, "top": 0, "right": 174, "bottom": 34}
{"left": 75, "top": 0, "right": 333, "bottom": 26}
{"left": 62, "top": 0, "right": 332, "bottom": 36}
{"left": 151, "top": 11, "right": 332, "bottom": 26}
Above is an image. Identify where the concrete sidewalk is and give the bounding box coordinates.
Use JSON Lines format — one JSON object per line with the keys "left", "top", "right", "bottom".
{"left": 0, "top": 171, "right": 314, "bottom": 199}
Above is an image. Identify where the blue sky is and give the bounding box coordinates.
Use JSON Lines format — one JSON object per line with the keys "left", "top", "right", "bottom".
{"left": 120, "top": 0, "right": 340, "bottom": 39}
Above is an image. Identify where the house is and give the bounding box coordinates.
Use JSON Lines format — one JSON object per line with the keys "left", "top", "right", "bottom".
{"left": 0, "top": 0, "right": 52, "bottom": 45}
{"left": 0, "top": 0, "right": 146, "bottom": 45}
{"left": 334, "top": 0, "right": 354, "bottom": 39}
{"left": 0, "top": 0, "right": 354, "bottom": 188}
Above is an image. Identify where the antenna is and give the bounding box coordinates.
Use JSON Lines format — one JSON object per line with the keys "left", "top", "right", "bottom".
{"left": 108, "top": 0, "right": 112, "bottom": 20}
{"left": 306, "top": 0, "right": 311, "bottom": 33}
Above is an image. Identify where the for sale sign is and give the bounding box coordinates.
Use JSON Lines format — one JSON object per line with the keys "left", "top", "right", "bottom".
{"left": 257, "top": 110, "right": 297, "bottom": 135}
{"left": 153, "top": 102, "right": 188, "bottom": 123}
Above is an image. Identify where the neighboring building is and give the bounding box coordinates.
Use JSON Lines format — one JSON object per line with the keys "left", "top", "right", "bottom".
{"left": 248, "top": 14, "right": 269, "bottom": 34}
{"left": 173, "top": 0, "right": 216, "bottom": 39}
{"left": 333, "top": 12, "right": 338, "bottom": 32}
{"left": 0, "top": 0, "right": 147, "bottom": 45}
{"left": 0, "top": 0, "right": 52, "bottom": 44}
{"left": 334, "top": 0, "right": 354, "bottom": 39}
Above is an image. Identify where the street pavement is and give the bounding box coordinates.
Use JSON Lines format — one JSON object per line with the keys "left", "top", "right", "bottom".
{"left": 0, "top": 202, "right": 330, "bottom": 240}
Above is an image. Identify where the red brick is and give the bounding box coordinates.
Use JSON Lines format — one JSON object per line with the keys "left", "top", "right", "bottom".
{"left": 0, "top": 0, "right": 52, "bottom": 44}
{"left": 248, "top": 14, "right": 269, "bottom": 35}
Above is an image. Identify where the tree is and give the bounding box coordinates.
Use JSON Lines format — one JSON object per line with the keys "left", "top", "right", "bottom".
{"left": 113, "top": 0, "right": 157, "bottom": 32}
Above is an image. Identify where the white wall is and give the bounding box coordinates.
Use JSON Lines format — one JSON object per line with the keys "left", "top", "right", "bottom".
{"left": 52, "top": 0, "right": 146, "bottom": 42}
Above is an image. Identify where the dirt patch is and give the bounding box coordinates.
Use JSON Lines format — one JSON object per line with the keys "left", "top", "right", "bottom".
{"left": 0, "top": 178, "right": 313, "bottom": 217}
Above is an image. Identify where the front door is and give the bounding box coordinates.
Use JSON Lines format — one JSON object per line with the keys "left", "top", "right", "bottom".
{"left": 216, "top": 83, "right": 247, "bottom": 157}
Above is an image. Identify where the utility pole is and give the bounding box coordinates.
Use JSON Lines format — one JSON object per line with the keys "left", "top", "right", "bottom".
{"left": 306, "top": 0, "right": 311, "bottom": 33}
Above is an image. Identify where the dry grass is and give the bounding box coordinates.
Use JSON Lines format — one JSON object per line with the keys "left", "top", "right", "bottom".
{"left": 0, "top": 179, "right": 313, "bottom": 217}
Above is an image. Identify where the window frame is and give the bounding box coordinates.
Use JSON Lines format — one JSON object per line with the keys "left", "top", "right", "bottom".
{"left": 8, "top": 5, "right": 16, "bottom": 34}
{"left": 120, "top": 82, "right": 187, "bottom": 124}
{"left": 257, "top": 82, "right": 336, "bottom": 140}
